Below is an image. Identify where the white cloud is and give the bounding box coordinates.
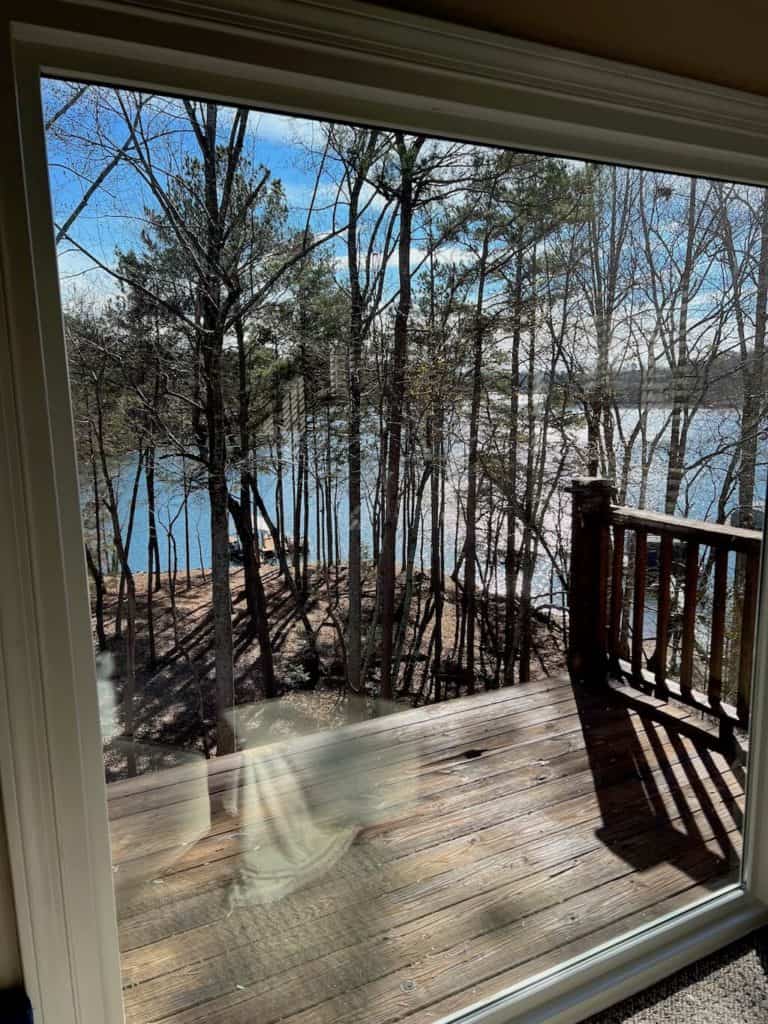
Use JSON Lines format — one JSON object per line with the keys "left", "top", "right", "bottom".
{"left": 57, "top": 249, "right": 121, "bottom": 308}
{"left": 409, "top": 245, "right": 470, "bottom": 270}
{"left": 250, "top": 111, "right": 322, "bottom": 150}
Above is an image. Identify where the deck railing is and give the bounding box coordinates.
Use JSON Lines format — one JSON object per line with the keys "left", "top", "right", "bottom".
{"left": 567, "top": 477, "right": 762, "bottom": 741}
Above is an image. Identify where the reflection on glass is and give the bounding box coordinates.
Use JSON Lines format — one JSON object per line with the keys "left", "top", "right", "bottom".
{"left": 43, "top": 76, "right": 756, "bottom": 1024}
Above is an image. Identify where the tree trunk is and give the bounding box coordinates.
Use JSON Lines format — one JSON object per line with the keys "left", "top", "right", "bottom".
{"left": 200, "top": 102, "right": 236, "bottom": 757}
{"left": 664, "top": 178, "right": 697, "bottom": 516}
{"left": 519, "top": 262, "right": 538, "bottom": 682}
{"left": 231, "top": 309, "right": 277, "bottom": 699}
{"left": 229, "top": 494, "right": 277, "bottom": 698}
{"left": 430, "top": 407, "right": 445, "bottom": 700}
{"left": 85, "top": 543, "right": 107, "bottom": 651}
{"left": 346, "top": 168, "right": 366, "bottom": 691}
{"left": 145, "top": 445, "right": 157, "bottom": 665}
{"left": 463, "top": 230, "right": 490, "bottom": 693}
{"left": 738, "top": 193, "right": 768, "bottom": 524}
{"left": 504, "top": 250, "right": 523, "bottom": 685}
{"left": 378, "top": 135, "right": 422, "bottom": 700}
{"left": 94, "top": 387, "right": 142, "bottom": 776}
{"left": 88, "top": 427, "right": 107, "bottom": 650}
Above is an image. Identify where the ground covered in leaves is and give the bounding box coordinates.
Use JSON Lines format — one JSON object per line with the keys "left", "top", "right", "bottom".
{"left": 96, "top": 566, "right": 565, "bottom": 781}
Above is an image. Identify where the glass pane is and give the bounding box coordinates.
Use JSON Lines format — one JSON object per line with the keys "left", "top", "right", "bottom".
{"left": 42, "top": 77, "right": 757, "bottom": 1024}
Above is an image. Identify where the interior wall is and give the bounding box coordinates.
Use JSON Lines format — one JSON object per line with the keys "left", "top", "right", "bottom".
{"left": 369, "top": 0, "right": 768, "bottom": 98}
{"left": 0, "top": 27, "right": 30, "bottom": 939}
{"left": 0, "top": 4, "right": 22, "bottom": 987}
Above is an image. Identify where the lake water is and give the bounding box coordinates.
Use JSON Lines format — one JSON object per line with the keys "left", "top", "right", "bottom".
{"left": 89, "top": 406, "right": 768, "bottom": 597}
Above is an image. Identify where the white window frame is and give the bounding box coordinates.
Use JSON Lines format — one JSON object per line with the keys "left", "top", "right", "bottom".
{"left": 3, "top": 2, "right": 768, "bottom": 1022}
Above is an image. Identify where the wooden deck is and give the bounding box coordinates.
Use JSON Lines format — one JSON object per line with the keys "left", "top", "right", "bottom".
{"left": 107, "top": 674, "right": 743, "bottom": 1024}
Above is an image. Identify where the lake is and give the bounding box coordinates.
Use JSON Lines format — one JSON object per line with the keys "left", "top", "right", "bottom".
{"left": 89, "top": 406, "right": 767, "bottom": 600}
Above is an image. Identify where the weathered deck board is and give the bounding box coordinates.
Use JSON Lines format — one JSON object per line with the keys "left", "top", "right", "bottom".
{"left": 108, "top": 675, "right": 743, "bottom": 1024}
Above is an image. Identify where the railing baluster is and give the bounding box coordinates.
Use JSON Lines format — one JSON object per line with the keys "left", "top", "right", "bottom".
{"left": 708, "top": 546, "right": 728, "bottom": 708}
{"left": 632, "top": 528, "right": 647, "bottom": 684}
{"left": 601, "top": 503, "right": 761, "bottom": 748}
{"left": 654, "top": 533, "right": 672, "bottom": 699}
{"left": 609, "top": 525, "right": 625, "bottom": 669}
{"left": 680, "top": 540, "right": 699, "bottom": 696}
{"left": 738, "top": 554, "right": 760, "bottom": 726}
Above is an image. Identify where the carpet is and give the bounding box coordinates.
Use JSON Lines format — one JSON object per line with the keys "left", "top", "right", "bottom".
{"left": 585, "top": 928, "right": 768, "bottom": 1022}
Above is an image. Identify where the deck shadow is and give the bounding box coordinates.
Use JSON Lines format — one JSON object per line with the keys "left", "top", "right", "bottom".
{"left": 570, "top": 679, "right": 741, "bottom": 885}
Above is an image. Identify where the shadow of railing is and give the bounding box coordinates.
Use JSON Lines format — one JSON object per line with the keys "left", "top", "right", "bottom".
{"left": 570, "top": 679, "right": 741, "bottom": 885}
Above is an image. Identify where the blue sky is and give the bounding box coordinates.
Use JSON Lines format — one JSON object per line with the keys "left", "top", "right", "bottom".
{"left": 41, "top": 80, "right": 347, "bottom": 303}
{"left": 41, "top": 76, "right": 743, "bottom": 371}
{"left": 41, "top": 79, "right": 505, "bottom": 322}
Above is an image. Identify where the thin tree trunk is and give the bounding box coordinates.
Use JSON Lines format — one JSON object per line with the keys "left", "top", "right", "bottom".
{"left": 463, "top": 229, "right": 490, "bottom": 693}
{"left": 233, "top": 311, "right": 277, "bottom": 698}
{"left": 504, "top": 249, "right": 523, "bottom": 685}
{"left": 664, "top": 178, "right": 697, "bottom": 516}
{"left": 183, "top": 458, "right": 192, "bottom": 590}
{"left": 145, "top": 445, "right": 157, "bottom": 665}
{"left": 378, "top": 135, "right": 423, "bottom": 700}
{"left": 94, "top": 385, "right": 143, "bottom": 776}
{"left": 85, "top": 544, "right": 107, "bottom": 651}
{"left": 88, "top": 425, "right": 107, "bottom": 650}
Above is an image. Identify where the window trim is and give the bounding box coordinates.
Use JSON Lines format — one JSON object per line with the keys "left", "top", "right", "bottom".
{"left": 3, "top": 4, "right": 768, "bottom": 1021}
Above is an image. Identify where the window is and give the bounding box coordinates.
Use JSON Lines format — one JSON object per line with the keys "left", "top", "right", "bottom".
{"left": 3, "top": 9, "right": 768, "bottom": 1024}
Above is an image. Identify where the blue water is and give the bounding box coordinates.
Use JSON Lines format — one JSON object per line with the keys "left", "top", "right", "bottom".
{"left": 86, "top": 454, "right": 378, "bottom": 575}
{"left": 84, "top": 407, "right": 768, "bottom": 584}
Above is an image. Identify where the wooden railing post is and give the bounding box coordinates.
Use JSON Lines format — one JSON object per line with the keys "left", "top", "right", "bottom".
{"left": 568, "top": 477, "right": 612, "bottom": 686}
